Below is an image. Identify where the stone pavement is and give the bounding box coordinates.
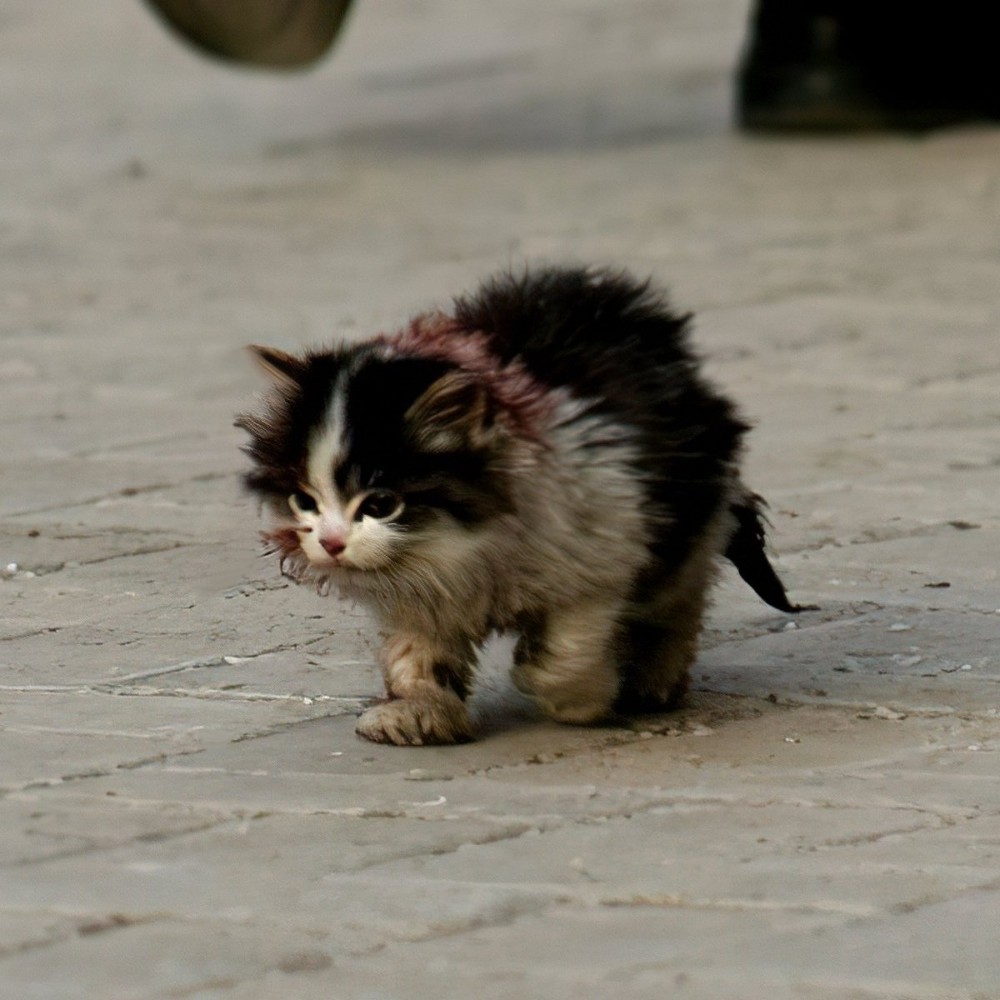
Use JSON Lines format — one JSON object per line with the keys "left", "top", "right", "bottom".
{"left": 2, "top": 1, "right": 998, "bottom": 997}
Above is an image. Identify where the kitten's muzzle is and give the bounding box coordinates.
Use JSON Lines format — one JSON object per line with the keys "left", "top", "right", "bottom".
{"left": 319, "top": 534, "right": 347, "bottom": 559}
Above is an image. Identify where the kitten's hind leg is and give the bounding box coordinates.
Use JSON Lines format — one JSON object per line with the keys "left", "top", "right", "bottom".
{"left": 512, "top": 602, "right": 623, "bottom": 725}
{"left": 613, "top": 608, "right": 703, "bottom": 714}
{"left": 614, "top": 549, "right": 715, "bottom": 715}
{"left": 356, "top": 633, "right": 474, "bottom": 746}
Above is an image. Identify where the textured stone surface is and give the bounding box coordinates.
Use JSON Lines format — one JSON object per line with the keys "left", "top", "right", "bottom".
{"left": 1, "top": 1, "right": 998, "bottom": 997}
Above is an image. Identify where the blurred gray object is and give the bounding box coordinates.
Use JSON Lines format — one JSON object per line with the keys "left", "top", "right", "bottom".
{"left": 143, "top": 0, "right": 353, "bottom": 68}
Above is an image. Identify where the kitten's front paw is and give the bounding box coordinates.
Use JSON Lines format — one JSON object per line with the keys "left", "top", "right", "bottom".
{"left": 356, "top": 695, "right": 473, "bottom": 746}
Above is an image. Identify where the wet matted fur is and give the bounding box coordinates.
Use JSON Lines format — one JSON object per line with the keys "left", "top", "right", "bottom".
{"left": 237, "top": 265, "right": 804, "bottom": 745}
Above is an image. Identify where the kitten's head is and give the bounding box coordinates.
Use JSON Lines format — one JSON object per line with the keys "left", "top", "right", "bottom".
{"left": 236, "top": 344, "right": 512, "bottom": 587}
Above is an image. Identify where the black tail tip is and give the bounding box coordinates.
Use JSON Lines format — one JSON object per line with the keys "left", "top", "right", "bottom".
{"left": 725, "top": 496, "right": 816, "bottom": 613}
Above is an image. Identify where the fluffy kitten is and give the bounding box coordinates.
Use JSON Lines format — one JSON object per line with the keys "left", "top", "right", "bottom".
{"left": 237, "top": 266, "right": 803, "bottom": 745}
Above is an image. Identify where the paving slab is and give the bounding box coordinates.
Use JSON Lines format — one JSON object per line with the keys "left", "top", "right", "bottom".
{"left": 1, "top": 0, "right": 998, "bottom": 998}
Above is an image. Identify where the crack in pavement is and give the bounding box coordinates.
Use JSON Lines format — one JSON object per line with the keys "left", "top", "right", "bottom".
{"left": 5, "top": 471, "right": 234, "bottom": 519}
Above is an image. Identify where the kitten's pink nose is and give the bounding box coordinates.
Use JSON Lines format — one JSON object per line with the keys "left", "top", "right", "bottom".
{"left": 319, "top": 535, "right": 346, "bottom": 558}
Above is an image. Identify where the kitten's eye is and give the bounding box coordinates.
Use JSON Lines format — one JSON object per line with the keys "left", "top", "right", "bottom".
{"left": 356, "top": 490, "right": 403, "bottom": 522}
{"left": 289, "top": 491, "right": 318, "bottom": 514}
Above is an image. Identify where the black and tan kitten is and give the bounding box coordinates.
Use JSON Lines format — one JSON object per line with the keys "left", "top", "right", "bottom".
{"left": 237, "top": 266, "right": 802, "bottom": 745}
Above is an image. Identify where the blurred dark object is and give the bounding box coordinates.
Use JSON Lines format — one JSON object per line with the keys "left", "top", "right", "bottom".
{"left": 738, "top": 1, "right": 1000, "bottom": 130}
{"left": 143, "top": 0, "right": 353, "bottom": 68}
{"left": 142, "top": 1, "right": 999, "bottom": 130}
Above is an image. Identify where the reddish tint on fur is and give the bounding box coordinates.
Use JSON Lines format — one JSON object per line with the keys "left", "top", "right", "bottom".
{"left": 378, "top": 314, "right": 557, "bottom": 443}
{"left": 260, "top": 527, "right": 301, "bottom": 558}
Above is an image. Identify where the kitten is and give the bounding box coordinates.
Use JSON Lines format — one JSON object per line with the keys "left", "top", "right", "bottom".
{"left": 237, "top": 265, "right": 804, "bottom": 745}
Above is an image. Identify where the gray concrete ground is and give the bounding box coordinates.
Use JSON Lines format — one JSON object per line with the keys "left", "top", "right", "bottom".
{"left": 1, "top": 1, "right": 998, "bottom": 997}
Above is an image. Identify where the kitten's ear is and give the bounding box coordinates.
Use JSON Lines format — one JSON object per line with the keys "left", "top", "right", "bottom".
{"left": 406, "top": 370, "right": 494, "bottom": 451}
{"left": 246, "top": 345, "right": 305, "bottom": 388}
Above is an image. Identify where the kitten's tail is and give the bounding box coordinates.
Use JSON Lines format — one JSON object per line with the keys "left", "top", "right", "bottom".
{"left": 725, "top": 494, "right": 813, "bottom": 613}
